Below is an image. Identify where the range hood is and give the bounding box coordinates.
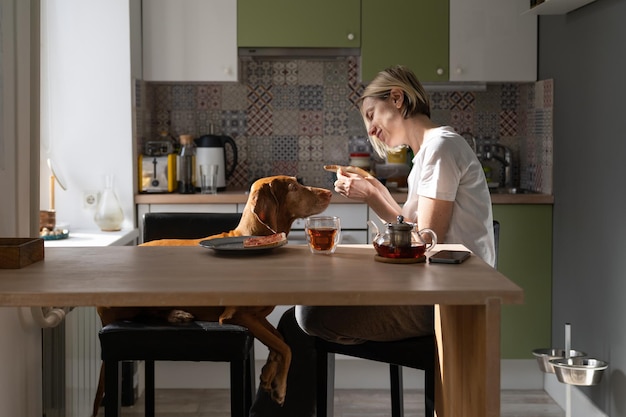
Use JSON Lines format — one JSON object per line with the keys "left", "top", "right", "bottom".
{"left": 238, "top": 47, "right": 487, "bottom": 92}
{"left": 238, "top": 47, "right": 360, "bottom": 59}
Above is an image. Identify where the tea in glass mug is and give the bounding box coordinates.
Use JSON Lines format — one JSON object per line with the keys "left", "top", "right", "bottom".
{"left": 305, "top": 216, "right": 341, "bottom": 254}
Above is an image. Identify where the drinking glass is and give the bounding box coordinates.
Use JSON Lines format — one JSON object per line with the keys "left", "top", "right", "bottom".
{"left": 200, "top": 164, "right": 219, "bottom": 194}
{"left": 305, "top": 216, "right": 341, "bottom": 254}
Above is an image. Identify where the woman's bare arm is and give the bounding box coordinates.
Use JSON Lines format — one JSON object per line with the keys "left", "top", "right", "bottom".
{"left": 416, "top": 196, "right": 453, "bottom": 242}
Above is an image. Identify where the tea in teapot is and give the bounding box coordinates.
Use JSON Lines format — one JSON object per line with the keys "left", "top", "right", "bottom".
{"left": 369, "top": 215, "right": 437, "bottom": 261}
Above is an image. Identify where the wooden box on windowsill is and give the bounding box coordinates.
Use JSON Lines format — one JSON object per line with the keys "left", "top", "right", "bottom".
{"left": 0, "top": 238, "right": 45, "bottom": 269}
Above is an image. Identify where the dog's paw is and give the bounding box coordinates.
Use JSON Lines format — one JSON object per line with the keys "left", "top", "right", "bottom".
{"left": 218, "top": 306, "right": 237, "bottom": 324}
{"left": 270, "top": 382, "right": 286, "bottom": 406}
{"left": 167, "top": 309, "right": 194, "bottom": 323}
{"left": 260, "top": 352, "right": 287, "bottom": 405}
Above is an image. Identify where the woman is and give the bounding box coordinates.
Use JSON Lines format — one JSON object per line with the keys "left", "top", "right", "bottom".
{"left": 249, "top": 65, "right": 495, "bottom": 417}
{"left": 335, "top": 64, "right": 495, "bottom": 265}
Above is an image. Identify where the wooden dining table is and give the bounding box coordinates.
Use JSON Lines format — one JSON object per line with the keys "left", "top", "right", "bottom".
{"left": 0, "top": 243, "right": 522, "bottom": 417}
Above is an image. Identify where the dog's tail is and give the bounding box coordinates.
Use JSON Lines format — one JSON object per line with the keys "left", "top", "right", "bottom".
{"left": 91, "top": 361, "right": 105, "bottom": 417}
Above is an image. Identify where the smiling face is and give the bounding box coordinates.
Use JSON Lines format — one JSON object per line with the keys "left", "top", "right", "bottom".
{"left": 360, "top": 94, "right": 406, "bottom": 150}
{"left": 357, "top": 66, "right": 432, "bottom": 158}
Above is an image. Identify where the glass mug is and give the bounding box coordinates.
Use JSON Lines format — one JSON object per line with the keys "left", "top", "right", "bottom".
{"left": 305, "top": 216, "right": 341, "bottom": 254}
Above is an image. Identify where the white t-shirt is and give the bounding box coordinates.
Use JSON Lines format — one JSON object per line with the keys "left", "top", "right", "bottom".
{"left": 401, "top": 126, "right": 496, "bottom": 266}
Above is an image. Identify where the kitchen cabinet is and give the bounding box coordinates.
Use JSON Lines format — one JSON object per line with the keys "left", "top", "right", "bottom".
{"left": 142, "top": 0, "right": 237, "bottom": 82}
{"left": 130, "top": 0, "right": 142, "bottom": 80}
{"left": 361, "top": 0, "right": 449, "bottom": 83}
{"left": 450, "top": 0, "right": 537, "bottom": 82}
{"left": 493, "top": 204, "right": 552, "bottom": 358}
{"left": 236, "top": 0, "right": 532, "bottom": 83}
{"left": 237, "top": 0, "right": 360, "bottom": 48}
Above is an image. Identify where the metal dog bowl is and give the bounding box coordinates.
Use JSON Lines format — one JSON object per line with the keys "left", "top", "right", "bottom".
{"left": 532, "top": 348, "right": 586, "bottom": 373}
{"left": 550, "top": 357, "right": 608, "bottom": 386}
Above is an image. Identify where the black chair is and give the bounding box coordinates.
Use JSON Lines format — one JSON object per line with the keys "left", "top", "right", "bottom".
{"left": 316, "top": 220, "right": 501, "bottom": 417}
{"left": 98, "top": 212, "right": 256, "bottom": 417}
{"left": 142, "top": 212, "right": 242, "bottom": 243}
{"left": 316, "top": 335, "right": 435, "bottom": 417}
{"left": 493, "top": 219, "right": 500, "bottom": 268}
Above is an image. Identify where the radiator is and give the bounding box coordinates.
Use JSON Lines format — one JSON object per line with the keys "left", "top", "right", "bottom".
{"left": 43, "top": 307, "right": 101, "bottom": 417}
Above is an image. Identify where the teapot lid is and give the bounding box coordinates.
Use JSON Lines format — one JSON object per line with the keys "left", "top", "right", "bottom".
{"left": 388, "top": 215, "right": 413, "bottom": 232}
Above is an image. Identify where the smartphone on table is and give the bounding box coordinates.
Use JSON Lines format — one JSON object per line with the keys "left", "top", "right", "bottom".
{"left": 428, "top": 250, "right": 471, "bottom": 264}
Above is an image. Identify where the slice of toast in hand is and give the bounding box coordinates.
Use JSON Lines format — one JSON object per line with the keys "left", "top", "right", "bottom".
{"left": 323, "top": 165, "right": 372, "bottom": 178}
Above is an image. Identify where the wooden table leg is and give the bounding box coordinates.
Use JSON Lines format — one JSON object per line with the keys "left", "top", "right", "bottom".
{"left": 435, "top": 299, "right": 502, "bottom": 417}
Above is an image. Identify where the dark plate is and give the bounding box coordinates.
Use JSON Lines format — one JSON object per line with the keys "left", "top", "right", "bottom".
{"left": 199, "top": 236, "right": 287, "bottom": 253}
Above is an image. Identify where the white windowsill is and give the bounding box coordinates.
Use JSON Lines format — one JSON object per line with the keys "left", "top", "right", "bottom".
{"left": 43, "top": 228, "right": 139, "bottom": 247}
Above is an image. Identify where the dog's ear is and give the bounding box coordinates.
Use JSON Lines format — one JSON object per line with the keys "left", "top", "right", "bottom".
{"left": 250, "top": 182, "right": 279, "bottom": 234}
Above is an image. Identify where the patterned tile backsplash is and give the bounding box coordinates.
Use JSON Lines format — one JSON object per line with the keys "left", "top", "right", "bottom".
{"left": 137, "top": 57, "right": 552, "bottom": 193}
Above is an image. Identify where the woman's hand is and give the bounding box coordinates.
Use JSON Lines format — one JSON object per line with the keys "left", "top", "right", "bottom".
{"left": 334, "top": 167, "right": 404, "bottom": 223}
{"left": 334, "top": 168, "right": 376, "bottom": 201}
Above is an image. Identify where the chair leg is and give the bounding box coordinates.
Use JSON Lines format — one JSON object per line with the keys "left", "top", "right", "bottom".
{"left": 316, "top": 349, "right": 335, "bottom": 417}
{"left": 424, "top": 368, "right": 435, "bottom": 417}
{"left": 244, "top": 349, "right": 256, "bottom": 413}
{"left": 230, "top": 360, "right": 247, "bottom": 417}
{"left": 104, "top": 360, "right": 121, "bottom": 417}
{"left": 389, "top": 364, "right": 404, "bottom": 417}
{"left": 144, "top": 360, "right": 155, "bottom": 417}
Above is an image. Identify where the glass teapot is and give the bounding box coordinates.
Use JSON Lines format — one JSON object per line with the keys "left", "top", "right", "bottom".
{"left": 368, "top": 215, "right": 437, "bottom": 259}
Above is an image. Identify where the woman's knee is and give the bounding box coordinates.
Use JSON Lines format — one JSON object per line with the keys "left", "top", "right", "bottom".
{"left": 294, "top": 306, "right": 324, "bottom": 336}
{"left": 294, "top": 306, "right": 349, "bottom": 342}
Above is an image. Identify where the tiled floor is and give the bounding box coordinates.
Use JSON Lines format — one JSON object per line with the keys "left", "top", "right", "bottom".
{"left": 119, "top": 388, "right": 564, "bottom": 417}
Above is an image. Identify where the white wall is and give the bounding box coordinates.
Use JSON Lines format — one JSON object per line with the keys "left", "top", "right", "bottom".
{"left": 39, "top": 0, "right": 136, "bottom": 231}
{"left": 0, "top": 1, "right": 43, "bottom": 416}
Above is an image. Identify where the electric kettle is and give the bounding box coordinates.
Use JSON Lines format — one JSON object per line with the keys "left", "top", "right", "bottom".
{"left": 194, "top": 133, "right": 238, "bottom": 191}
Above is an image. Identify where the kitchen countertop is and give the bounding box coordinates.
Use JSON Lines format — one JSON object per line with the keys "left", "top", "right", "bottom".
{"left": 135, "top": 190, "right": 554, "bottom": 205}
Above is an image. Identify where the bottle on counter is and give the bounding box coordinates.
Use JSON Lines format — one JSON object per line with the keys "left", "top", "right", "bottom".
{"left": 178, "top": 134, "right": 196, "bottom": 194}
{"left": 94, "top": 174, "right": 124, "bottom": 231}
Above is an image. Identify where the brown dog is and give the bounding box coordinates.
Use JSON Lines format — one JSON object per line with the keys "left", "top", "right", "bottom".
{"left": 92, "top": 176, "right": 332, "bottom": 417}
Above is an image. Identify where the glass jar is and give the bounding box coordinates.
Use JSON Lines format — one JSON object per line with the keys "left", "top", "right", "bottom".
{"left": 349, "top": 152, "right": 371, "bottom": 171}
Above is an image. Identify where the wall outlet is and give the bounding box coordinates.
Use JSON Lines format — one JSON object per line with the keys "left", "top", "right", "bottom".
{"left": 83, "top": 191, "right": 98, "bottom": 209}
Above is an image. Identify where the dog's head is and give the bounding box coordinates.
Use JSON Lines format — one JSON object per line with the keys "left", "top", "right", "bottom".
{"left": 244, "top": 176, "right": 332, "bottom": 236}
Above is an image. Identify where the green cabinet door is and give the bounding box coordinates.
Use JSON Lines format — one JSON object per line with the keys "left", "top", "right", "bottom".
{"left": 493, "top": 205, "right": 553, "bottom": 359}
{"left": 361, "top": 0, "right": 449, "bottom": 83}
{"left": 238, "top": 0, "right": 360, "bottom": 48}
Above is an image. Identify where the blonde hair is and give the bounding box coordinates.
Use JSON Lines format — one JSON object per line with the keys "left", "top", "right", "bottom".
{"left": 358, "top": 65, "right": 431, "bottom": 157}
